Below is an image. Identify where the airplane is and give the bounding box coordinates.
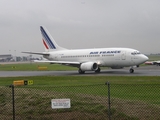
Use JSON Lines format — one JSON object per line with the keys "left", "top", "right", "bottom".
{"left": 145, "top": 60, "right": 160, "bottom": 66}
{"left": 22, "top": 26, "right": 148, "bottom": 74}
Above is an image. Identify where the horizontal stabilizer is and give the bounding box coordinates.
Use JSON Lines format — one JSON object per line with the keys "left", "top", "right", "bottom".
{"left": 22, "top": 51, "right": 50, "bottom": 55}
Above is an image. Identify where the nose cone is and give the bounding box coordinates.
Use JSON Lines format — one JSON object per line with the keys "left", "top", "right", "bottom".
{"left": 141, "top": 54, "right": 149, "bottom": 63}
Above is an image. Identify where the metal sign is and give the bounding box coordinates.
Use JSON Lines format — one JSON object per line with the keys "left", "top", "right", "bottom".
{"left": 28, "top": 80, "right": 33, "bottom": 85}
{"left": 13, "top": 80, "right": 33, "bottom": 86}
{"left": 51, "top": 99, "right": 71, "bottom": 109}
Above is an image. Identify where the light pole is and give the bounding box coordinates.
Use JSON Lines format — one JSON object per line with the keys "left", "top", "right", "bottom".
{"left": 9, "top": 50, "right": 11, "bottom": 62}
{"left": 9, "top": 50, "right": 11, "bottom": 54}
{"left": 14, "top": 50, "right": 16, "bottom": 62}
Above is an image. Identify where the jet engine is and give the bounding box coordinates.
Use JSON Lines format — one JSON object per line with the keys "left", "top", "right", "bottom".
{"left": 80, "top": 62, "right": 98, "bottom": 71}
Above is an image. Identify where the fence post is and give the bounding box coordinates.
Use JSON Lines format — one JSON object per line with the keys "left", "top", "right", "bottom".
{"left": 105, "top": 82, "right": 111, "bottom": 120}
{"left": 9, "top": 84, "right": 15, "bottom": 120}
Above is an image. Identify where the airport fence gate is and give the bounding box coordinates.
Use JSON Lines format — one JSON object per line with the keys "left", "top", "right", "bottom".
{"left": 0, "top": 83, "right": 160, "bottom": 120}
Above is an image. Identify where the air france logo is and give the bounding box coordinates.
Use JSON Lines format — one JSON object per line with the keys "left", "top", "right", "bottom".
{"left": 90, "top": 50, "right": 121, "bottom": 54}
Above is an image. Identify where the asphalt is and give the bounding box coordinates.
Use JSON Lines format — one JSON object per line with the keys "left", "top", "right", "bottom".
{"left": 0, "top": 66, "right": 160, "bottom": 77}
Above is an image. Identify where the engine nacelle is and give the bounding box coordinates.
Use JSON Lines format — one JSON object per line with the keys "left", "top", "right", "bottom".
{"left": 80, "top": 62, "right": 98, "bottom": 71}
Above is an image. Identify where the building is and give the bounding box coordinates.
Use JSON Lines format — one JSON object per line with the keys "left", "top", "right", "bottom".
{"left": 0, "top": 54, "right": 12, "bottom": 62}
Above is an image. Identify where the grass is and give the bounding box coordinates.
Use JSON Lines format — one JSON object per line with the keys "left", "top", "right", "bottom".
{"left": 147, "top": 54, "right": 160, "bottom": 61}
{"left": 0, "top": 59, "right": 160, "bottom": 119}
{"left": 0, "top": 76, "right": 160, "bottom": 119}
{"left": 0, "top": 76, "right": 160, "bottom": 105}
{"left": 0, "top": 76, "right": 160, "bottom": 85}
{"left": 0, "top": 76, "right": 159, "bottom": 119}
{"left": 0, "top": 63, "right": 78, "bottom": 71}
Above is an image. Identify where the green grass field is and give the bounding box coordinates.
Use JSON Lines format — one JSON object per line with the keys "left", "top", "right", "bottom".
{"left": 0, "top": 63, "right": 78, "bottom": 71}
{"left": 0, "top": 58, "right": 160, "bottom": 119}
{"left": 146, "top": 54, "right": 160, "bottom": 61}
{"left": 0, "top": 61, "right": 159, "bottom": 106}
{"left": 0, "top": 60, "right": 160, "bottom": 106}
{"left": 0, "top": 76, "right": 159, "bottom": 119}
{"left": 0, "top": 76, "right": 159, "bottom": 105}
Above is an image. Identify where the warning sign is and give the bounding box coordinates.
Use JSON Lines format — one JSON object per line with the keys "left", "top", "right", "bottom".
{"left": 28, "top": 80, "right": 33, "bottom": 85}
{"left": 13, "top": 80, "right": 33, "bottom": 86}
{"left": 51, "top": 99, "right": 71, "bottom": 109}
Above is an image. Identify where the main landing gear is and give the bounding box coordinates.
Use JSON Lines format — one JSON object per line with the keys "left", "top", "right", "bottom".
{"left": 129, "top": 68, "right": 134, "bottom": 73}
{"left": 95, "top": 67, "right": 101, "bottom": 73}
{"left": 78, "top": 67, "right": 101, "bottom": 74}
{"left": 78, "top": 69, "right": 85, "bottom": 74}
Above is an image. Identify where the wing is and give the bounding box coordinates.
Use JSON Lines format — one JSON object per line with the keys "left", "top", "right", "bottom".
{"left": 34, "top": 60, "right": 80, "bottom": 67}
{"left": 22, "top": 51, "right": 80, "bottom": 67}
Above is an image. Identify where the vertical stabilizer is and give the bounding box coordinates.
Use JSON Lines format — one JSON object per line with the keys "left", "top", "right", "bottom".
{"left": 40, "top": 26, "right": 66, "bottom": 51}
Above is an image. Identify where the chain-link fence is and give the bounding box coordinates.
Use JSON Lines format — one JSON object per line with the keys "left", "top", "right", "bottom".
{"left": 0, "top": 83, "right": 160, "bottom": 120}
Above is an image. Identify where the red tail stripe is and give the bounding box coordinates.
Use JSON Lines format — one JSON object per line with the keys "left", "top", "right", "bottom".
{"left": 43, "top": 39, "right": 49, "bottom": 49}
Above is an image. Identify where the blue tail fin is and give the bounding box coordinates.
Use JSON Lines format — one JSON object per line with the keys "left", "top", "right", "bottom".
{"left": 40, "top": 26, "right": 66, "bottom": 51}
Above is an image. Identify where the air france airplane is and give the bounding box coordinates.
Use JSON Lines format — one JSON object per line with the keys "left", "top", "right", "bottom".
{"left": 23, "top": 26, "right": 148, "bottom": 74}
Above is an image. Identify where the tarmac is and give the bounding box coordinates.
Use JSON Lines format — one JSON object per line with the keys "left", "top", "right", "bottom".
{"left": 0, "top": 66, "right": 160, "bottom": 77}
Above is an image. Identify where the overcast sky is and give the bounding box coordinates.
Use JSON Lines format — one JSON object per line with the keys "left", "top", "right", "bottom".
{"left": 0, "top": 0, "right": 160, "bottom": 56}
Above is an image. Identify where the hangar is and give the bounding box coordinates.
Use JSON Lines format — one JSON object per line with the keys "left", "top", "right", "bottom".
{"left": 0, "top": 54, "right": 12, "bottom": 62}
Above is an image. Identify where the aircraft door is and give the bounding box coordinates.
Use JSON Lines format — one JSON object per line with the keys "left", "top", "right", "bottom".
{"left": 131, "top": 52, "right": 136, "bottom": 64}
{"left": 121, "top": 51, "right": 126, "bottom": 60}
{"left": 53, "top": 54, "right": 59, "bottom": 61}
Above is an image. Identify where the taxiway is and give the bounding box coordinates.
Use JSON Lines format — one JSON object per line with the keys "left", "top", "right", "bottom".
{"left": 0, "top": 66, "right": 160, "bottom": 77}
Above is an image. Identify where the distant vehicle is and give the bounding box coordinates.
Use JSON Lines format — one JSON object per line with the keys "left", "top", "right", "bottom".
{"left": 23, "top": 26, "right": 148, "bottom": 74}
{"left": 145, "top": 61, "right": 160, "bottom": 66}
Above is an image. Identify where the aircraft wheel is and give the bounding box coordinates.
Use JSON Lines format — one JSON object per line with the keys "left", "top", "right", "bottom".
{"left": 78, "top": 69, "right": 85, "bottom": 74}
{"left": 129, "top": 68, "right": 134, "bottom": 73}
{"left": 95, "top": 67, "right": 101, "bottom": 73}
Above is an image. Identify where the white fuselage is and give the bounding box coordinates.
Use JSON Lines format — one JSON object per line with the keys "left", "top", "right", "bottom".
{"left": 43, "top": 48, "right": 148, "bottom": 68}
{"left": 23, "top": 26, "right": 149, "bottom": 73}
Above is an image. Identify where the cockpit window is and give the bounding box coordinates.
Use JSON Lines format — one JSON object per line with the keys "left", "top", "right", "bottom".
{"left": 131, "top": 51, "right": 141, "bottom": 55}
{"left": 131, "top": 52, "right": 135, "bottom": 55}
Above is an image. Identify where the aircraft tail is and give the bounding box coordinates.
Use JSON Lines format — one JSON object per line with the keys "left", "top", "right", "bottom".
{"left": 40, "top": 26, "right": 66, "bottom": 51}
